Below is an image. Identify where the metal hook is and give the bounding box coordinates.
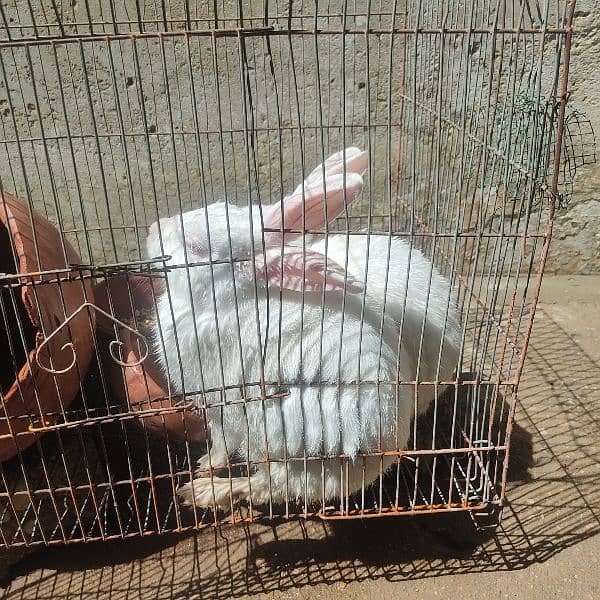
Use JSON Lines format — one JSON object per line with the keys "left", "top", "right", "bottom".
{"left": 109, "top": 334, "right": 149, "bottom": 368}
{"left": 35, "top": 302, "right": 149, "bottom": 374}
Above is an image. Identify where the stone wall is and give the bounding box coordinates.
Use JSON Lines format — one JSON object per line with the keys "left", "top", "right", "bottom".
{"left": 547, "top": 0, "right": 600, "bottom": 274}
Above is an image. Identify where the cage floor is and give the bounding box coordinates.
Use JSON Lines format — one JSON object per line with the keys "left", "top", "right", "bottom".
{"left": 0, "top": 408, "right": 502, "bottom": 547}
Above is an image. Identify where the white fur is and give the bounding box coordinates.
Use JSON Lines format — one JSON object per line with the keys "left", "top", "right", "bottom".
{"left": 304, "top": 147, "right": 461, "bottom": 416}
{"left": 147, "top": 203, "right": 405, "bottom": 510}
{"left": 146, "top": 148, "right": 461, "bottom": 511}
{"left": 311, "top": 234, "right": 461, "bottom": 416}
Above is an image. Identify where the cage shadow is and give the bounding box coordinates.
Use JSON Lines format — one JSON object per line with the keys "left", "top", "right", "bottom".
{"left": 3, "top": 307, "right": 599, "bottom": 598}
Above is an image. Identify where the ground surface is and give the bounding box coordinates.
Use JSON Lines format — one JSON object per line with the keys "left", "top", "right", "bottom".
{"left": 2, "top": 275, "right": 599, "bottom": 600}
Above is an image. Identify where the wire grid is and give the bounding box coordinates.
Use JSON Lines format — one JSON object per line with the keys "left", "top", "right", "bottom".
{"left": 0, "top": 1, "right": 583, "bottom": 547}
{"left": 0, "top": 380, "right": 506, "bottom": 546}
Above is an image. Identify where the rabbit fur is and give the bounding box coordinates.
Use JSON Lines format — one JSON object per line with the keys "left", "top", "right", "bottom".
{"left": 146, "top": 147, "right": 460, "bottom": 511}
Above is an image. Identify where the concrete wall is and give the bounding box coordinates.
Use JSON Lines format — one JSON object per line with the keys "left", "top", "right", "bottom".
{"left": 0, "top": 1, "right": 597, "bottom": 274}
{"left": 547, "top": 0, "right": 600, "bottom": 274}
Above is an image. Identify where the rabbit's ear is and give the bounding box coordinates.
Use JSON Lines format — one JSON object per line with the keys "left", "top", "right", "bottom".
{"left": 305, "top": 147, "right": 368, "bottom": 186}
{"left": 265, "top": 172, "right": 363, "bottom": 234}
{"left": 256, "top": 246, "right": 363, "bottom": 294}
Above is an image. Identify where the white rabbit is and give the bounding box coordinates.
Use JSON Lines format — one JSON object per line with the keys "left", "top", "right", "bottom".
{"left": 293, "top": 148, "right": 462, "bottom": 417}
{"left": 146, "top": 167, "right": 409, "bottom": 511}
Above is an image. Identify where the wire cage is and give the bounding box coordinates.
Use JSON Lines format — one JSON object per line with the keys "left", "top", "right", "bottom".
{"left": 0, "top": 1, "right": 594, "bottom": 548}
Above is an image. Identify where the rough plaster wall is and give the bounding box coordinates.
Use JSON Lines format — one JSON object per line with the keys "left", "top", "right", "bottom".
{"left": 0, "top": 1, "right": 596, "bottom": 273}
{"left": 0, "top": 1, "right": 406, "bottom": 266}
{"left": 547, "top": 0, "right": 600, "bottom": 274}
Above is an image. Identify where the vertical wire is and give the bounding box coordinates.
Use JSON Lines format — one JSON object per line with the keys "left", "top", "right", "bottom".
{"left": 205, "top": 31, "right": 248, "bottom": 516}
{"left": 237, "top": 26, "right": 274, "bottom": 515}
{"left": 106, "top": 40, "right": 142, "bottom": 260}
{"left": 185, "top": 32, "right": 223, "bottom": 523}
{"left": 284, "top": 15, "right": 310, "bottom": 516}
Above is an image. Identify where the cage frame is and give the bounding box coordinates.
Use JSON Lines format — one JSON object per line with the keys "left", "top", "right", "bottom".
{"left": 0, "top": 0, "right": 583, "bottom": 548}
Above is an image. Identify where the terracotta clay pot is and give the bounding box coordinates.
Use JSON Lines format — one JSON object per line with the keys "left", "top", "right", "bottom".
{"left": 94, "top": 274, "right": 207, "bottom": 444}
{"left": 0, "top": 193, "right": 95, "bottom": 462}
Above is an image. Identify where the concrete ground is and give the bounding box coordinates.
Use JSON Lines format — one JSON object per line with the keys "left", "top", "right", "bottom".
{"left": 2, "top": 275, "right": 599, "bottom": 600}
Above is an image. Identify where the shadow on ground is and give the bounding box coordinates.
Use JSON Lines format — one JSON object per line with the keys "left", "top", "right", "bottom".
{"left": 2, "top": 308, "right": 599, "bottom": 599}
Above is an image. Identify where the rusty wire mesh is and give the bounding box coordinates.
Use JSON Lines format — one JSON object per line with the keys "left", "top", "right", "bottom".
{"left": 0, "top": 1, "right": 592, "bottom": 548}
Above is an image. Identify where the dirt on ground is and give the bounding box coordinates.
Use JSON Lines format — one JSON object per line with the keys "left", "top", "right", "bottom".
{"left": 1, "top": 275, "right": 599, "bottom": 600}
